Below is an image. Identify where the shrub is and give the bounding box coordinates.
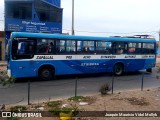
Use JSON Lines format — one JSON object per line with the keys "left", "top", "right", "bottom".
{"left": 10, "top": 105, "right": 27, "bottom": 112}
{"left": 68, "top": 96, "right": 85, "bottom": 101}
{"left": 99, "top": 83, "right": 111, "bottom": 95}
{"left": 0, "top": 76, "right": 15, "bottom": 87}
{"left": 47, "top": 100, "right": 62, "bottom": 107}
{"left": 6, "top": 117, "right": 20, "bottom": 120}
{"left": 49, "top": 106, "right": 79, "bottom": 117}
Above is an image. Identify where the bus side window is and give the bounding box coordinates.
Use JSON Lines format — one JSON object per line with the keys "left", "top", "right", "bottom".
{"left": 96, "top": 41, "right": 112, "bottom": 54}
{"left": 83, "top": 46, "right": 89, "bottom": 53}
{"left": 128, "top": 43, "right": 137, "bottom": 54}
{"left": 113, "top": 42, "right": 125, "bottom": 54}
{"left": 82, "top": 41, "right": 95, "bottom": 54}
{"left": 142, "top": 43, "right": 155, "bottom": 54}
{"left": 48, "top": 42, "right": 55, "bottom": 54}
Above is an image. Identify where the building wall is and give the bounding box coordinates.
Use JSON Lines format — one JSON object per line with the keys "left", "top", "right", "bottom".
{"left": 4, "top": 0, "right": 63, "bottom": 60}
{"left": 45, "top": 0, "right": 61, "bottom": 7}
{"left": 0, "top": 31, "right": 5, "bottom": 61}
{"left": 5, "top": 0, "right": 62, "bottom": 33}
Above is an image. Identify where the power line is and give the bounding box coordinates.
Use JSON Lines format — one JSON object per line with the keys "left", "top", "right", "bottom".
{"left": 63, "top": 28, "right": 158, "bottom": 35}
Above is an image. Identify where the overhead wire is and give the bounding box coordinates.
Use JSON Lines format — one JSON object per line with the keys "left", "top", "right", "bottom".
{"left": 63, "top": 28, "right": 158, "bottom": 36}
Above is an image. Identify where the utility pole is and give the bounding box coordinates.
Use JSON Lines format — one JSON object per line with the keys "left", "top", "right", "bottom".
{"left": 71, "top": 0, "right": 75, "bottom": 35}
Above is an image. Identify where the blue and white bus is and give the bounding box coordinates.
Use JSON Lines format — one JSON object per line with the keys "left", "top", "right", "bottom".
{"left": 7, "top": 32, "right": 156, "bottom": 79}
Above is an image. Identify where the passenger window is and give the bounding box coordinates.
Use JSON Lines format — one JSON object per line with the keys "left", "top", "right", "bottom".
{"left": 77, "top": 41, "right": 83, "bottom": 53}
{"left": 37, "top": 39, "right": 55, "bottom": 54}
{"left": 142, "top": 43, "right": 155, "bottom": 54}
{"left": 96, "top": 41, "right": 112, "bottom": 54}
{"left": 128, "top": 43, "right": 142, "bottom": 54}
{"left": 77, "top": 40, "right": 95, "bottom": 54}
{"left": 83, "top": 41, "right": 95, "bottom": 53}
{"left": 113, "top": 42, "right": 126, "bottom": 54}
{"left": 56, "top": 40, "right": 65, "bottom": 53}
{"left": 128, "top": 43, "right": 136, "bottom": 53}
{"left": 66, "top": 40, "right": 76, "bottom": 53}
{"left": 56, "top": 40, "right": 76, "bottom": 54}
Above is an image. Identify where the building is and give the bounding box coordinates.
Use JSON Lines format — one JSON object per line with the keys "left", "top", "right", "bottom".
{"left": 1, "top": 0, "right": 63, "bottom": 60}
{"left": 5, "top": 0, "right": 62, "bottom": 34}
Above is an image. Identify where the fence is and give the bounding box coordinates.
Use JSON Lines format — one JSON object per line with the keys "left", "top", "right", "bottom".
{"left": 0, "top": 70, "right": 160, "bottom": 105}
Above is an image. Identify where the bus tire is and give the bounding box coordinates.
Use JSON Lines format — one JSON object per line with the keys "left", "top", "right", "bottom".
{"left": 39, "top": 67, "right": 54, "bottom": 80}
{"left": 113, "top": 63, "right": 124, "bottom": 76}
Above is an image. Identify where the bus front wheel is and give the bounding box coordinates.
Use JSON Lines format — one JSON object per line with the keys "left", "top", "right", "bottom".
{"left": 113, "top": 63, "right": 124, "bottom": 76}
{"left": 39, "top": 68, "right": 54, "bottom": 80}
{"left": 146, "top": 68, "right": 152, "bottom": 73}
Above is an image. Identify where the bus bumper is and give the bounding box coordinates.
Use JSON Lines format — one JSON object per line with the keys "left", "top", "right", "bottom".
{"left": 7, "top": 69, "right": 11, "bottom": 77}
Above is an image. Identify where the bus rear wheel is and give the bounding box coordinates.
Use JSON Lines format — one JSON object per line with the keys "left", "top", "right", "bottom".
{"left": 39, "top": 68, "right": 54, "bottom": 80}
{"left": 113, "top": 63, "right": 124, "bottom": 76}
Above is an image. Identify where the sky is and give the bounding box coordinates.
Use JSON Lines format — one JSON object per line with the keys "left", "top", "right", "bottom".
{"left": 1, "top": 0, "right": 160, "bottom": 40}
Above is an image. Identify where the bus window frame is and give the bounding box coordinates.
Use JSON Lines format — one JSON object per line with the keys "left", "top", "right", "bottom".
{"left": 96, "top": 41, "right": 113, "bottom": 54}
{"left": 11, "top": 38, "right": 36, "bottom": 60}
{"left": 142, "top": 42, "right": 155, "bottom": 54}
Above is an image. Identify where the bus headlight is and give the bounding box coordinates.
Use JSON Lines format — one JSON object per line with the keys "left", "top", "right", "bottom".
{"left": 7, "top": 69, "right": 11, "bottom": 77}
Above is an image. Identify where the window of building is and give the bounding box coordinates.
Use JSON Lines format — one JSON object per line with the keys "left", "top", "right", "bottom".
{"left": 35, "top": 0, "right": 62, "bottom": 22}
{"left": 6, "top": 2, "right": 32, "bottom": 20}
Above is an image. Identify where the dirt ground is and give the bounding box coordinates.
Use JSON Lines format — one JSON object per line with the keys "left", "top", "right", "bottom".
{"left": 2, "top": 88, "right": 159, "bottom": 120}
{"left": 1, "top": 65, "right": 160, "bottom": 120}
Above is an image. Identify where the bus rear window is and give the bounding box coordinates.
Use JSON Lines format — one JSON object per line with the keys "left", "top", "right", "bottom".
{"left": 142, "top": 43, "right": 155, "bottom": 54}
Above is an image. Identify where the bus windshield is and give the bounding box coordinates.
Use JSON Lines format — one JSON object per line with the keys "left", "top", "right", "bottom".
{"left": 12, "top": 38, "right": 36, "bottom": 60}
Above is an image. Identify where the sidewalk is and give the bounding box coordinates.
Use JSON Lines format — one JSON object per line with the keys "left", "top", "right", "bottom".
{"left": 0, "top": 58, "right": 160, "bottom": 65}
{"left": 157, "top": 57, "right": 160, "bottom": 63}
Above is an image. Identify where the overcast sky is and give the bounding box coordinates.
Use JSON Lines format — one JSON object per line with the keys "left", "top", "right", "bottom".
{"left": 1, "top": 0, "right": 160, "bottom": 40}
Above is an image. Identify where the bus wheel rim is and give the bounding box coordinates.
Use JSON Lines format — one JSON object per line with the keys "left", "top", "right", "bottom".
{"left": 115, "top": 64, "right": 122, "bottom": 75}
{"left": 42, "top": 69, "right": 50, "bottom": 78}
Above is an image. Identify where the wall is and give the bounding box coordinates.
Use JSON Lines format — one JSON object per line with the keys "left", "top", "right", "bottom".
{"left": 0, "top": 31, "right": 5, "bottom": 61}
{"left": 45, "top": 0, "right": 61, "bottom": 7}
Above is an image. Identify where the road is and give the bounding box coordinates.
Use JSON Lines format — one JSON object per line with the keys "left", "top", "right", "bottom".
{"left": 0, "top": 67, "right": 160, "bottom": 105}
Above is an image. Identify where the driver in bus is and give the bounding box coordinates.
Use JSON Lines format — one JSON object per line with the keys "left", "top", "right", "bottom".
{"left": 26, "top": 45, "right": 34, "bottom": 54}
{"left": 83, "top": 46, "right": 89, "bottom": 52}
{"left": 48, "top": 42, "right": 55, "bottom": 53}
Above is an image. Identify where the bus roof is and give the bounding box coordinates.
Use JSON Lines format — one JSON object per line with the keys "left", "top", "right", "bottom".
{"left": 11, "top": 32, "right": 156, "bottom": 43}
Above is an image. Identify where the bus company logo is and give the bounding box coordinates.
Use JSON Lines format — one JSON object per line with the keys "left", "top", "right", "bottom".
{"left": 1, "top": 112, "right": 11, "bottom": 117}
{"left": 36, "top": 55, "right": 54, "bottom": 59}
